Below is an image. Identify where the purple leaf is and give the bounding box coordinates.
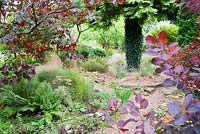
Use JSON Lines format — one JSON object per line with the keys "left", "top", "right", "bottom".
{"left": 130, "top": 110, "right": 139, "bottom": 117}
{"left": 151, "top": 57, "right": 163, "bottom": 65}
{"left": 135, "top": 95, "right": 142, "bottom": 103}
{"left": 122, "top": 101, "right": 139, "bottom": 116}
{"left": 193, "top": 126, "right": 200, "bottom": 134}
{"left": 97, "top": 110, "right": 114, "bottom": 123}
{"left": 174, "top": 65, "right": 184, "bottom": 74}
{"left": 163, "top": 70, "right": 173, "bottom": 75}
{"left": 173, "top": 114, "right": 187, "bottom": 125}
{"left": 104, "top": 114, "right": 114, "bottom": 123}
{"left": 125, "top": 118, "right": 138, "bottom": 123}
{"left": 119, "top": 107, "right": 126, "bottom": 114}
{"left": 144, "top": 120, "right": 155, "bottom": 134}
{"left": 135, "top": 95, "right": 148, "bottom": 109}
{"left": 184, "top": 94, "right": 194, "bottom": 107}
{"left": 192, "top": 67, "right": 200, "bottom": 72}
{"left": 164, "top": 63, "right": 173, "bottom": 69}
{"left": 135, "top": 123, "right": 144, "bottom": 132}
{"left": 159, "top": 54, "right": 171, "bottom": 61}
{"left": 146, "top": 111, "right": 155, "bottom": 120}
{"left": 162, "top": 78, "right": 174, "bottom": 86}
{"left": 140, "top": 99, "right": 148, "bottom": 109}
{"left": 117, "top": 120, "right": 126, "bottom": 128}
{"left": 189, "top": 73, "right": 200, "bottom": 77}
{"left": 146, "top": 49, "right": 159, "bottom": 56}
{"left": 177, "top": 80, "right": 184, "bottom": 89}
{"left": 155, "top": 67, "right": 165, "bottom": 73}
{"left": 117, "top": 118, "right": 138, "bottom": 128}
{"left": 167, "top": 102, "right": 181, "bottom": 115}
{"left": 169, "top": 42, "right": 178, "bottom": 47}
{"left": 187, "top": 102, "right": 200, "bottom": 113}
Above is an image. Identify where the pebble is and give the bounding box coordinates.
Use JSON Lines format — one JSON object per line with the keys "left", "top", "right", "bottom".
{"left": 94, "top": 112, "right": 104, "bottom": 118}
{"left": 65, "top": 124, "right": 72, "bottom": 130}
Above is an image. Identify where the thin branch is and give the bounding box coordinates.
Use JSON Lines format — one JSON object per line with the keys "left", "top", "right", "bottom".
{"left": 31, "top": 2, "right": 38, "bottom": 24}
{"left": 75, "top": 24, "right": 90, "bottom": 43}
{"left": 16, "top": 6, "right": 76, "bottom": 35}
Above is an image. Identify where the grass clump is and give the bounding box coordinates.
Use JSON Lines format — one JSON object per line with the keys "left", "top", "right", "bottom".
{"left": 36, "top": 68, "right": 92, "bottom": 102}
{"left": 139, "top": 54, "right": 155, "bottom": 76}
{"left": 80, "top": 57, "right": 108, "bottom": 73}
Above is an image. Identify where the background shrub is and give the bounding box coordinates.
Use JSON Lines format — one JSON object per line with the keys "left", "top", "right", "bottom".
{"left": 77, "top": 45, "right": 106, "bottom": 58}
{"left": 77, "top": 17, "right": 124, "bottom": 50}
{"left": 142, "top": 20, "right": 178, "bottom": 51}
{"left": 150, "top": 24, "right": 178, "bottom": 42}
{"left": 79, "top": 57, "right": 108, "bottom": 73}
{"left": 176, "top": 7, "right": 199, "bottom": 48}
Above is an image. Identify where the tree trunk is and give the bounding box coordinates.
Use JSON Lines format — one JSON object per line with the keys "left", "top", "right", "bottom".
{"left": 125, "top": 18, "right": 142, "bottom": 71}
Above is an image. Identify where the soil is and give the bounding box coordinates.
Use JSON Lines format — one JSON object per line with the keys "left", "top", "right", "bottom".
{"left": 36, "top": 56, "right": 184, "bottom": 134}
{"left": 88, "top": 72, "right": 184, "bottom": 134}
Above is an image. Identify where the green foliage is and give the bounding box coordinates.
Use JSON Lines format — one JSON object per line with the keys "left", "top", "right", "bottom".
{"left": 78, "top": 18, "right": 124, "bottom": 50}
{"left": 77, "top": 45, "right": 106, "bottom": 58}
{"left": 95, "top": 25, "right": 124, "bottom": 49}
{"left": 80, "top": 57, "right": 108, "bottom": 73}
{"left": 112, "top": 84, "right": 132, "bottom": 103}
{"left": 176, "top": 8, "right": 199, "bottom": 48}
{"left": 0, "top": 78, "right": 63, "bottom": 118}
{"left": 150, "top": 24, "right": 178, "bottom": 42}
{"left": 36, "top": 69, "right": 92, "bottom": 102}
{"left": 89, "top": 91, "right": 111, "bottom": 109}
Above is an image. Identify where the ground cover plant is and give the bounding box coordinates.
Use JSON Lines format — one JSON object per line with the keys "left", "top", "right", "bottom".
{"left": 0, "top": 68, "right": 111, "bottom": 133}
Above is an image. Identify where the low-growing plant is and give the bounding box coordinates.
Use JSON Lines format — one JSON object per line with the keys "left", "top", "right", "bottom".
{"left": 77, "top": 45, "right": 106, "bottom": 59}
{"left": 89, "top": 91, "right": 111, "bottom": 110}
{"left": 0, "top": 78, "right": 63, "bottom": 118}
{"left": 36, "top": 69, "right": 92, "bottom": 102}
{"left": 107, "top": 53, "right": 127, "bottom": 78}
{"left": 111, "top": 84, "right": 132, "bottom": 104}
{"left": 139, "top": 54, "right": 156, "bottom": 76}
{"left": 79, "top": 57, "right": 108, "bottom": 73}
{"left": 99, "top": 95, "right": 156, "bottom": 134}
{"left": 157, "top": 94, "right": 200, "bottom": 133}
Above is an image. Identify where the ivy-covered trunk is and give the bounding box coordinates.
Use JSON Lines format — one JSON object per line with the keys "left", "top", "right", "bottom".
{"left": 125, "top": 18, "right": 143, "bottom": 71}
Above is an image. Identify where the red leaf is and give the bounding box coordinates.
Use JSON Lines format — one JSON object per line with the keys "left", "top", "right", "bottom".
{"left": 119, "top": 127, "right": 129, "bottom": 132}
{"left": 140, "top": 99, "right": 148, "bottom": 109}
{"left": 158, "top": 31, "right": 168, "bottom": 44}
{"left": 118, "top": 0, "right": 124, "bottom": 5}
{"left": 145, "top": 35, "right": 155, "bottom": 46}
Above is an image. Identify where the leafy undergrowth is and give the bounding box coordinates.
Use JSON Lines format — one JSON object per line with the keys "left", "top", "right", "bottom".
{"left": 0, "top": 68, "right": 112, "bottom": 133}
